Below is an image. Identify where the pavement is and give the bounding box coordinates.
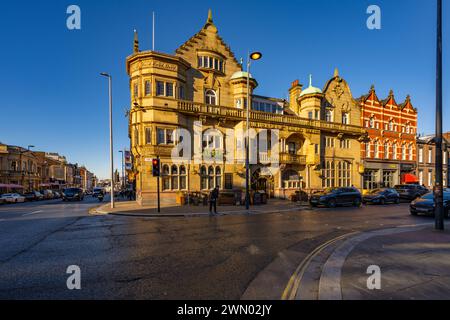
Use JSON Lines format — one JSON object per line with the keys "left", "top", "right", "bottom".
{"left": 92, "top": 198, "right": 311, "bottom": 217}
{"left": 243, "top": 223, "right": 450, "bottom": 300}
{"left": 0, "top": 198, "right": 449, "bottom": 300}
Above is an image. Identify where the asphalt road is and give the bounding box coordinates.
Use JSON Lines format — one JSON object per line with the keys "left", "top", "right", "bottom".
{"left": 0, "top": 199, "right": 431, "bottom": 299}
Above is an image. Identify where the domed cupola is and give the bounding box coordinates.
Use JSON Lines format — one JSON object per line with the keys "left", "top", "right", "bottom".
{"left": 300, "top": 74, "right": 322, "bottom": 97}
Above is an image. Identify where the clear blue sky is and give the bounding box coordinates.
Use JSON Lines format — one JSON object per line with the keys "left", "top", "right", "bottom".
{"left": 0, "top": 0, "right": 448, "bottom": 179}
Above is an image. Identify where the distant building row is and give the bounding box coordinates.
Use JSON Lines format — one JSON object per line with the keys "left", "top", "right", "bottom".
{"left": 0, "top": 143, "right": 97, "bottom": 193}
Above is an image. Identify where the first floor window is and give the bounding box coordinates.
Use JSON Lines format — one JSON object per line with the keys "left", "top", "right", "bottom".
{"left": 342, "top": 112, "right": 349, "bottom": 125}
{"left": 156, "top": 81, "right": 164, "bottom": 96}
{"left": 325, "top": 110, "right": 333, "bottom": 122}
{"left": 393, "top": 143, "right": 398, "bottom": 159}
{"left": 428, "top": 170, "right": 433, "bottom": 187}
{"left": 145, "top": 127, "right": 152, "bottom": 145}
{"left": 157, "top": 128, "right": 175, "bottom": 145}
{"left": 205, "top": 90, "right": 217, "bottom": 105}
{"left": 133, "top": 83, "right": 138, "bottom": 98}
{"left": 419, "top": 170, "right": 424, "bottom": 185}
{"left": 166, "top": 82, "right": 174, "bottom": 97}
{"left": 145, "top": 80, "right": 151, "bottom": 96}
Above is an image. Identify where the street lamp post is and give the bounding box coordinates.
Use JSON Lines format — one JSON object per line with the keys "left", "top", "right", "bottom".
{"left": 100, "top": 72, "right": 115, "bottom": 209}
{"left": 435, "top": 0, "right": 444, "bottom": 230}
{"left": 245, "top": 51, "right": 262, "bottom": 212}
{"left": 27, "top": 145, "right": 34, "bottom": 192}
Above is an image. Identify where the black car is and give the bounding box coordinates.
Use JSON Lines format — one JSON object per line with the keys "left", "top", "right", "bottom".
{"left": 394, "top": 184, "right": 428, "bottom": 201}
{"left": 310, "top": 187, "right": 362, "bottom": 208}
{"left": 362, "top": 188, "right": 400, "bottom": 205}
{"left": 23, "top": 191, "right": 44, "bottom": 202}
{"left": 410, "top": 192, "right": 450, "bottom": 217}
{"left": 62, "top": 188, "right": 84, "bottom": 202}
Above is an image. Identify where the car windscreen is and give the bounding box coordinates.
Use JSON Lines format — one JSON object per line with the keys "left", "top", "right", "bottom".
{"left": 64, "top": 188, "right": 80, "bottom": 193}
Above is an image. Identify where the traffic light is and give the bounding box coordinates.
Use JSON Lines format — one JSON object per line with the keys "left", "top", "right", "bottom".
{"left": 152, "top": 158, "right": 160, "bottom": 177}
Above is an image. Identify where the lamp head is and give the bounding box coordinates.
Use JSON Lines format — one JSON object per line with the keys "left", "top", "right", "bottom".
{"left": 100, "top": 72, "right": 110, "bottom": 78}
{"left": 250, "top": 52, "right": 262, "bottom": 61}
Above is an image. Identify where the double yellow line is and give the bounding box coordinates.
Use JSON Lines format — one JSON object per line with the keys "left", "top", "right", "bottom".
{"left": 281, "top": 231, "right": 359, "bottom": 300}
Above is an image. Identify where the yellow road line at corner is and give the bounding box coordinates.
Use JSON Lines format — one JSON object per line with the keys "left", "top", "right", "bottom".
{"left": 281, "top": 231, "right": 359, "bottom": 300}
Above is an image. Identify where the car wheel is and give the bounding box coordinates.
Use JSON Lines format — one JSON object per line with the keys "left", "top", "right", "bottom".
{"left": 395, "top": 198, "right": 400, "bottom": 204}
{"left": 410, "top": 211, "right": 417, "bottom": 216}
{"left": 353, "top": 198, "right": 362, "bottom": 207}
{"left": 328, "top": 199, "right": 337, "bottom": 208}
{"left": 379, "top": 198, "right": 385, "bottom": 205}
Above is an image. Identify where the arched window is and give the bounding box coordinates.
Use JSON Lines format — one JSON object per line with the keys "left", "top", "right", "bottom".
{"left": 215, "top": 166, "right": 222, "bottom": 189}
{"left": 162, "top": 165, "right": 170, "bottom": 191}
{"left": 408, "top": 144, "right": 413, "bottom": 161}
{"left": 374, "top": 140, "right": 379, "bottom": 158}
{"left": 392, "top": 143, "right": 398, "bottom": 160}
{"left": 365, "top": 142, "right": 371, "bottom": 158}
{"left": 180, "top": 165, "right": 187, "bottom": 190}
{"left": 200, "top": 166, "right": 208, "bottom": 190}
{"left": 171, "top": 165, "right": 178, "bottom": 190}
{"left": 208, "top": 166, "right": 214, "bottom": 189}
{"left": 205, "top": 90, "right": 217, "bottom": 105}
{"left": 369, "top": 117, "right": 374, "bottom": 128}
{"left": 342, "top": 112, "right": 349, "bottom": 125}
{"left": 389, "top": 120, "right": 394, "bottom": 131}
{"left": 384, "top": 142, "right": 390, "bottom": 159}
{"left": 401, "top": 144, "right": 406, "bottom": 160}
{"left": 325, "top": 110, "right": 333, "bottom": 122}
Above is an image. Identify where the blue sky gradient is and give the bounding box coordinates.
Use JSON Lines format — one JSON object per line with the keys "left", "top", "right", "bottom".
{"left": 0, "top": 0, "right": 448, "bottom": 179}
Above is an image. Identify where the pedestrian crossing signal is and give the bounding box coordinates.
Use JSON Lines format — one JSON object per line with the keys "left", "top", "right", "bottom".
{"left": 152, "top": 158, "right": 160, "bottom": 177}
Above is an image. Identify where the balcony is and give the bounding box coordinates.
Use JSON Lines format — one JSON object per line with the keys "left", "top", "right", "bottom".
{"left": 258, "top": 152, "right": 306, "bottom": 165}
{"left": 175, "top": 101, "right": 367, "bottom": 136}
{"left": 280, "top": 153, "right": 307, "bottom": 165}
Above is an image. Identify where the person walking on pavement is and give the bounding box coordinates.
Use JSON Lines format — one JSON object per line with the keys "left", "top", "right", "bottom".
{"left": 209, "top": 186, "right": 219, "bottom": 215}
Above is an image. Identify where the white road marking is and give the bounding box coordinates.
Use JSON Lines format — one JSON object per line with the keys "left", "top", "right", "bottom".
{"left": 22, "top": 210, "right": 43, "bottom": 217}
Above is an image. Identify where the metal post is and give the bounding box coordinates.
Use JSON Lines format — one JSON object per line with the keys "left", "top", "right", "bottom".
{"left": 157, "top": 155, "right": 161, "bottom": 213}
{"left": 101, "top": 73, "right": 115, "bottom": 209}
{"left": 435, "top": 0, "right": 444, "bottom": 230}
{"left": 245, "top": 54, "right": 251, "bottom": 212}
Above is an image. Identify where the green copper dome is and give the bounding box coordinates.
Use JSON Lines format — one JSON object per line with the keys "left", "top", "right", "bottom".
{"left": 300, "top": 74, "right": 322, "bottom": 97}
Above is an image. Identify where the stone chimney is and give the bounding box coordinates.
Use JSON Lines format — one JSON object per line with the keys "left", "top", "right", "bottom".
{"left": 289, "top": 79, "right": 303, "bottom": 113}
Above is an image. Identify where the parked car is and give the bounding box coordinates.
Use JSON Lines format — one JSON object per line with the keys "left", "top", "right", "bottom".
{"left": 53, "top": 191, "right": 61, "bottom": 199}
{"left": 362, "top": 188, "right": 400, "bottom": 205}
{"left": 62, "top": 188, "right": 84, "bottom": 201}
{"left": 0, "top": 193, "right": 26, "bottom": 203}
{"left": 310, "top": 187, "right": 362, "bottom": 208}
{"left": 93, "top": 188, "right": 104, "bottom": 198}
{"left": 41, "top": 189, "right": 54, "bottom": 200}
{"left": 0, "top": 198, "right": 6, "bottom": 205}
{"left": 394, "top": 184, "right": 428, "bottom": 201}
{"left": 24, "top": 191, "right": 44, "bottom": 201}
{"left": 410, "top": 192, "right": 450, "bottom": 217}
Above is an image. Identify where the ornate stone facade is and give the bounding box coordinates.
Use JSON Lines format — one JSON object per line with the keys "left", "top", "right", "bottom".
{"left": 126, "top": 10, "right": 367, "bottom": 206}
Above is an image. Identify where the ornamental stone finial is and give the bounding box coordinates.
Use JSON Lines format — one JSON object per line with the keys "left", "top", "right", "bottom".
{"left": 207, "top": 9, "right": 213, "bottom": 24}
{"left": 133, "top": 29, "right": 139, "bottom": 53}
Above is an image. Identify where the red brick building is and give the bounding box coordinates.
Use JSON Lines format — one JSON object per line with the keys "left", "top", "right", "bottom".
{"left": 359, "top": 85, "right": 418, "bottom": 190}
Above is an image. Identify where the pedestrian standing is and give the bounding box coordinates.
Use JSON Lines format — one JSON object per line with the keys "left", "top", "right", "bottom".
{"left": 209, "top": 186, "right": 219, "bottom": 215}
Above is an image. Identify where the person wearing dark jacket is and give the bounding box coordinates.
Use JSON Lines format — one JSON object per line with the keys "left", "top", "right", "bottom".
{"left": 209, "top": 187, "right": 219, "bottom": 215}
